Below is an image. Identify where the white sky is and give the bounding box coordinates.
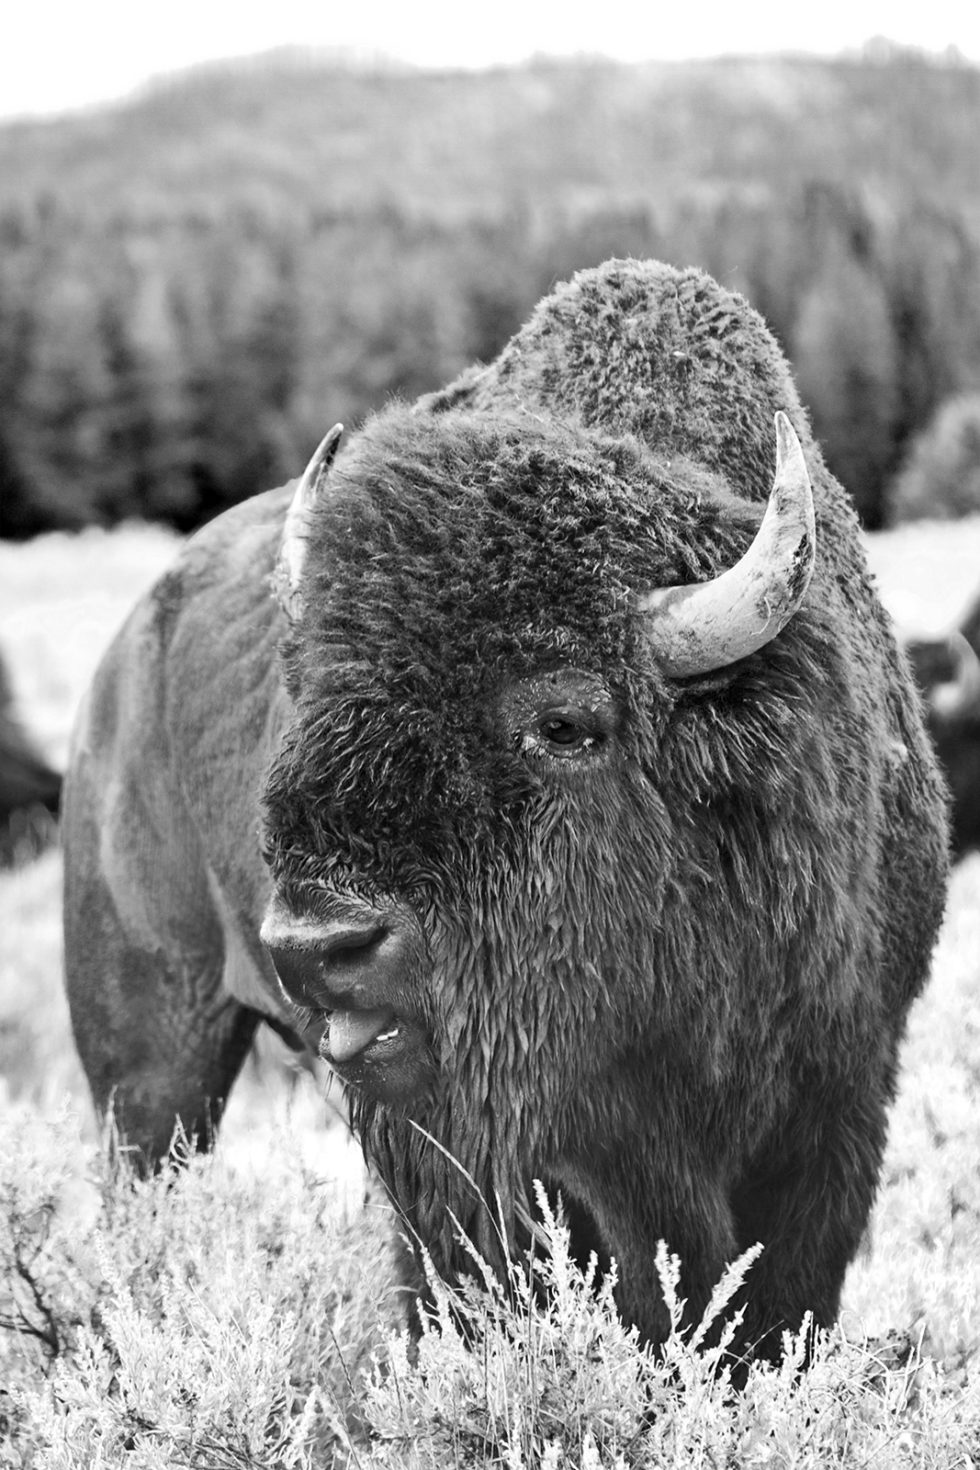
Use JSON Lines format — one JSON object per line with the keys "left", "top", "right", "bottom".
{"left": 3, "top": 0, "right": 978, "bottom": 121}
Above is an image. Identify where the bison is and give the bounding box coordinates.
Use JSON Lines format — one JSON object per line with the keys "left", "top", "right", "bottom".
{"left": 1, "top": 648, "right": 61, "bottom": 866}
{"left": 906, "top": 588, "right": 980, "bottom": 857}
{"left": 63, "top": 258, "right": 948, "bottom": 1370}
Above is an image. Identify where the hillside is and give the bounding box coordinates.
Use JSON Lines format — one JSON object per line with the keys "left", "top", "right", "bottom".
{"left": 2, "top": 47, "right": 979, "bottom": 222}
{"left": 2, "top": 45, "right": 980, "bottom": 538}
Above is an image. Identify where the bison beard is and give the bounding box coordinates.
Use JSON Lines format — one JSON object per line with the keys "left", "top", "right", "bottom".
{"left": 63, "top": 258, "right": 949, "bottom": 1374}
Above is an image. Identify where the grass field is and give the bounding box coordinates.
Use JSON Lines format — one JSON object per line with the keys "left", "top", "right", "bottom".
{"left": 2, "top": 519, "right": 980, "bottom": 1467}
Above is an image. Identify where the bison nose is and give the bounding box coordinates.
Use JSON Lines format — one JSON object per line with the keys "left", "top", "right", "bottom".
{"left": 259, "top": 905, "right": 419, "bottom": 1014}
{"left": 265, "top": 921, "right": 385, "bottom": 1006}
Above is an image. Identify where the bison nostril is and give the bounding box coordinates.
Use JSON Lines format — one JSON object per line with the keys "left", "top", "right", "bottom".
{"left": 260, "top": 912, "right": 410, "bottom": 1012}
{"left": 325, "top": 925, "right": 388, "bottom": 964}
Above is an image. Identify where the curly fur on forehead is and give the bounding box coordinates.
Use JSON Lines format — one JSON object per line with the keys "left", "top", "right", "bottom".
{"left": 266, "top": 402, "right": 822, "bottom": 884}
{"left": 289, "top": 405, "right": 767, "bottom": 699}
{"left": 264, "top": 398, "right": 847, "bottom": 932}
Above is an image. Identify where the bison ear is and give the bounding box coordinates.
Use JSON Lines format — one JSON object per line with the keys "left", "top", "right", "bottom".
{"left": 274, "top": 424, "right": 344, "bottom": 623}
{"left": 638, "top": 412, "right": 816, "bottom": 678}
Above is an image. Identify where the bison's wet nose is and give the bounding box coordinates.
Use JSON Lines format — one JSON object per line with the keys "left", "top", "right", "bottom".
{"left": 260, "top": 906, "right": 419, "bottom": 1013}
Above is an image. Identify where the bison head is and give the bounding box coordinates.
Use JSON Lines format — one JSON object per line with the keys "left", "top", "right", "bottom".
{"left": 258, "top": 402, "right": 823, "bottom": 1262}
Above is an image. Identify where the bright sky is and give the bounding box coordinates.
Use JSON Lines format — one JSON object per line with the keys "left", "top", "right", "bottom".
{"left": 3, "top": 0, "right": 978, "bottom": 121}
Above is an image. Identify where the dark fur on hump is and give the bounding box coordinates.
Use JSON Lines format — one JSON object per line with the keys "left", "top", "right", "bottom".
{"left": 262, "top": 259, "right": 948, "bottom": 1343}
{"left": 423, "top": 257, "right": 801, "bottom": 498}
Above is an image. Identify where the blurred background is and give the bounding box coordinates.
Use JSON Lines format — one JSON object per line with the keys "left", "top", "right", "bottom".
{"left": 2, "top": 1, "right": 980, "bottom": 541}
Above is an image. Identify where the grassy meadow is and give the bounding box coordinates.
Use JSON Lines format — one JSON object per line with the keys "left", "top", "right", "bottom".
{"left": 2, "top": 519, "right": 980, "bottom": 1467}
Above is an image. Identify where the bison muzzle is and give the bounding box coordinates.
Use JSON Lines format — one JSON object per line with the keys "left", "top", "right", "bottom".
{"left": 261, "top": 891, "right": 433, "bottom": 1102}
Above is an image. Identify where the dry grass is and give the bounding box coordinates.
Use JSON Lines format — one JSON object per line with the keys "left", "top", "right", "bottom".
{"left": 2, "top": 518, "right": 980, "bottom": 1466}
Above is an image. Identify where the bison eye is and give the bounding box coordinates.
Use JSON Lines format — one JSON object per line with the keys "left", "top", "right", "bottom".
{"left": 503, "top": 669, "right": 615, "bottom": 767}
{"left": 539, "top": 715, "right": 590, "bottom": 749}
{"left": 522, "top": 706, "right": 605, "bottom": 761}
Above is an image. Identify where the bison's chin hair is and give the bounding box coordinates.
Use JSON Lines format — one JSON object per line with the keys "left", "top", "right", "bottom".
{"left": 347, "top": 1111, "right": 621, "bottom": 1353}
{"left": 332, "top": 1034, "right": 440, "bottom": 1111}
{"left": 355, "top": 1107, "right": 542, "bottom": 1295}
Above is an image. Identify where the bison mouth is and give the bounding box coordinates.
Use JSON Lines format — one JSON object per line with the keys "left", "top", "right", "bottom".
{"left": 310, "top": 1006, "right": 435, "bottom": 1104}
{"left": 323, "top": 1004, "right": 401, "bottom": 1063}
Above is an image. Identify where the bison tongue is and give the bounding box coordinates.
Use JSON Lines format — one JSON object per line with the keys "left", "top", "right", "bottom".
{"left": 326, "top": 1007, "right": 396, "bottom": 1063}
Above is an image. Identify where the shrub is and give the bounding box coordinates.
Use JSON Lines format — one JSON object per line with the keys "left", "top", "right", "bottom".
{"left": 362, "top": 1185, "right": 980, "bottom": 1470}
{"left": 5, "top": 1111, "right": 980, "bottom": 1467}
{"left": 0, "top": 1108, "right": 400, "bottom": 1469}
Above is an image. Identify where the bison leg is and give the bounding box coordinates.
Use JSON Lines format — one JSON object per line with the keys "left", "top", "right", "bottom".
{"left": 729, "top": 1080, "right": 889, "bottom": 1366}
{"left": 565, "top": 1146, "right": 739, "bottom": 1350}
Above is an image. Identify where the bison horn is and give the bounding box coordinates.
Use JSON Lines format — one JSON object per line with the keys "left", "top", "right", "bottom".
{"left": 931, "top": 631, "right": 980, "bottom": 718}
{"left": 638, "top": 412, "right": 816, "bottom": 677}
{"left": 274, "top": 424, "right": 344, "bottom": 622}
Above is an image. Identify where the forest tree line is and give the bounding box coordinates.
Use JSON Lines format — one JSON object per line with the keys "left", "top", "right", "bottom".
{"left": 2, "top": 48, "right": 980, "bottom": 537}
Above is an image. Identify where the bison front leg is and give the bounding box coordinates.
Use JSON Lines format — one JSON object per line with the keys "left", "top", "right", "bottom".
{"left": 728, "top": 1078, "right": 890, "bottom": 1368}
{"left": 567, "top": 1144, "right": 740, "bottom": 1351}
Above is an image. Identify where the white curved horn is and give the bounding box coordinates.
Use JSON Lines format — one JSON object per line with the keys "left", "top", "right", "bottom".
{"left": 274, "top": 424, "right": 343, "bottom": 622}
{"left": 638, "top": 412, "right": 816, "bottom": 678}
{"left": 931, "top": 630, "right": 980, "bottom": 718}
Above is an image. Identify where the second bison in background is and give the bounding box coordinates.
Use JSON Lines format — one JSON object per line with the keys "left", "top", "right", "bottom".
{"left": 0, "top": 649, "right": 61, "bottom": 867}
{"left": 906, "top": 588, "right": 980, "bottom": 858}
{"left": 63, "top": 258, "right": 949, "bottom": 1372}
